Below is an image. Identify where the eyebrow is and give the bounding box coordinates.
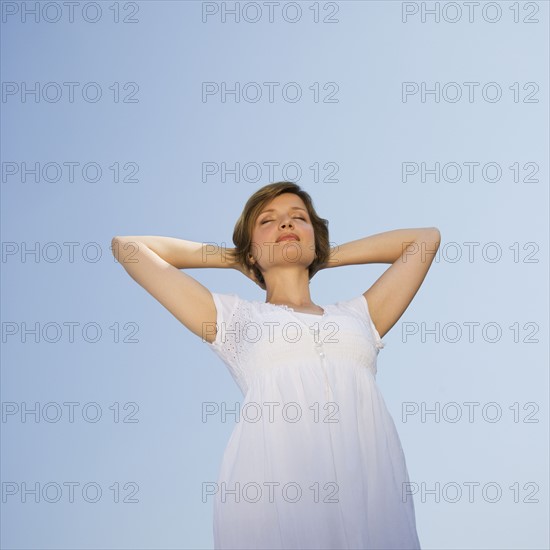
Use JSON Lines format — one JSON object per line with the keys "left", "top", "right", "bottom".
{"left": 259, "top": 207, "right": 307, "bottom": 215}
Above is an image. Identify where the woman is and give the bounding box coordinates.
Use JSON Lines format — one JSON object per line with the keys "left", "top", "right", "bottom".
{"left": 112, "top": 181, "right": 440, "bottom": 549}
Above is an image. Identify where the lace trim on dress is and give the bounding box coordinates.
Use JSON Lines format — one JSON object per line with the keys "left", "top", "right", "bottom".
{"left": 262, "top": 302, "right": 328, "bottom": 317}
{"left": 206, "top": 293, "right": 251, "bottom": 395}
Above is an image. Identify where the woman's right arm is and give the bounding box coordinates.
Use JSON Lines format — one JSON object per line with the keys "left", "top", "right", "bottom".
{"left": 111, "top": 236, "right": 235, "bottom": 270}
{"left": 111, "top": 236, "right": 236, "bottom": 344}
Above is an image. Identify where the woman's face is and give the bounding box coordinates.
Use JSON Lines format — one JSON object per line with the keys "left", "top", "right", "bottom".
{"left": 249, "top": 192, "right": 316, "bottom": 274}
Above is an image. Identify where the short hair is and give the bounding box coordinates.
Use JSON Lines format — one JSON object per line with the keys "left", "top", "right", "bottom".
{"left": 230, "top": 181, "right": 330, "bottom": 289}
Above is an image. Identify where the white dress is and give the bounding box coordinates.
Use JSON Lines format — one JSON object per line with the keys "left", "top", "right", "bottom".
{"left": 204, "top": 292, "right": 421, "bottom": 550}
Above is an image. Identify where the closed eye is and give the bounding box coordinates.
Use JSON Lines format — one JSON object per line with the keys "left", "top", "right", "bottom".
{"left": 260, "top": 216, "right": 306, "bottom": 225}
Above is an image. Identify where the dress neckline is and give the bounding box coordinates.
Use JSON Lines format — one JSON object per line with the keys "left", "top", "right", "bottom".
{"left": 263, "top": 302, "right": 328, "bottom": 317}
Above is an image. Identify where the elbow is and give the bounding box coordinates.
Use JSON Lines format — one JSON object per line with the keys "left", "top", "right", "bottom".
{"left": 112, "top": 236, "right": 131, "bottom": 245}
{"left": 419, "top": 227, "right": 441, "bottom": 249}
{"left": 111, "top": 236, "right": 124, "bottom": 259}
{"left": 427, "top": 227, "right": 441, "bottom": 243}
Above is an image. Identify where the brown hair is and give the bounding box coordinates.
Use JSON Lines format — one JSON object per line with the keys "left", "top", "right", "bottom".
{"left": 230, "top": 181, "right": 330, "bottom": 289}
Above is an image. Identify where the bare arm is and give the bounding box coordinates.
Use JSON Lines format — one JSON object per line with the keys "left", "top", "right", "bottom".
{"left": 111, "top": 236, "right": 235, "bottom": 270}
{"left": 321, "top": 228, "right": 441, "bottom": 339}
{"left": 111, "top": 236, "right": 239, "bottom": 344}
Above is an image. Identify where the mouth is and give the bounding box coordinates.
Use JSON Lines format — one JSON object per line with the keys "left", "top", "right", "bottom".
{"left": 276, "top": 234, "right": 300, "bottom": 243}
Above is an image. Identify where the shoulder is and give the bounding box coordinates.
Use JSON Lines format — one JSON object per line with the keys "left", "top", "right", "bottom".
{"left": 210, "top": 292, "right": 258, "bottom": 320}
{"left": 332, "top": 294, "right": 385, "bottom": 350}
{"left": 210, "top": 292, "right": 246, "bottom": 316}
{"left": 334, "top": 294, "right": 375, "bottom": 323}
{"left": 332, "top": 294, "right": 366, "bottom": 313}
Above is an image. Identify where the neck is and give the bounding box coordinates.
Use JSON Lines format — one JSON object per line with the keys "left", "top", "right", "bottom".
{"left": 263, "top": 268, "right": 314, "bottom": 307}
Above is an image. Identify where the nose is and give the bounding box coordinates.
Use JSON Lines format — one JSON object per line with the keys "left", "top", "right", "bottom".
{"left": 279, "top": 217, "right": 294, "bottom": 229}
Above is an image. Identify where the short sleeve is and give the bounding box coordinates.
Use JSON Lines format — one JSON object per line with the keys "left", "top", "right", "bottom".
{"left": 344, "top": 294, "right": 386, "bottom": 352}
{"left": 205, "top": 292, "right": 240, "bottom": 350}
{"left": 203, "top": 292, "right": 250, "bottom": 395}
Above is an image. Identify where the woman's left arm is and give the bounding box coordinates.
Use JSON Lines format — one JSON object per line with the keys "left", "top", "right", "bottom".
{"left": 321, "top": 228, "right": 441, "bottom": 339}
